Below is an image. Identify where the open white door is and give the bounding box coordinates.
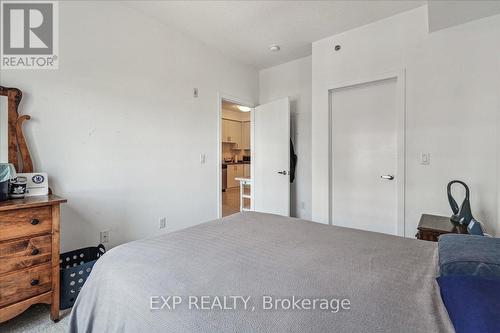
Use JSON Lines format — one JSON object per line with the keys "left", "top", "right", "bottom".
{"left": 252, "top": 98, "right": 290, "bottom": 216}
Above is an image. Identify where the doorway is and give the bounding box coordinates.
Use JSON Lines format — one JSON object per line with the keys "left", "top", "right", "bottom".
{"left": 219, "top": 99, "right": 252, "bottom": 217}
{"left": 217, "top": 95, "right": 291, "bottom": 219}
{"left": 329, "top": 71, "right": 405, "bottom": 236}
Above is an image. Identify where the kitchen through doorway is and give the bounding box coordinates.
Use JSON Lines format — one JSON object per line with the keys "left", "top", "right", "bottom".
{"left": 220, "top": 99, "right": 252, "bottom": 217}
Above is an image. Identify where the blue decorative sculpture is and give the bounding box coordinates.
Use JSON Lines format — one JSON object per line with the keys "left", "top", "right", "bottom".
{"left": 447, "top": 180, "right": 486, "bottom": 236}
{"left": 447, "top": 180, "right": 474, "bottom": 225}
{"left": 467, "top": 219, "right": 484, "bottom": 236}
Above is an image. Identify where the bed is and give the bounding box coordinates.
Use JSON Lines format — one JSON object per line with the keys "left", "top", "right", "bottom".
{"left": 69, "top": 212, "right": 453, "bottom": 332}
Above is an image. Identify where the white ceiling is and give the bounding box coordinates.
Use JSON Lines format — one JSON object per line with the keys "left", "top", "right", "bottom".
{"left": 428, "top": 0, "right": 500, "bottom": 32}
{"left": 129, "top": 1, "right": 426, "bottom": 69}
{"left": 222, "top": 100, "right": 246, "bottom": 112}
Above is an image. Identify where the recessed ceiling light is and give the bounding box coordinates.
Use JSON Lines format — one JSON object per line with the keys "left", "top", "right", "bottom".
{"left": 238, "top": 105, "right": 252, "bottom": 112}
{"left": 270, "top": 44, "right": 280, "bottom": 52}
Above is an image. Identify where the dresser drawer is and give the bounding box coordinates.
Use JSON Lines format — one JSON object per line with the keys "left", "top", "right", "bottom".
{"left": 0, "top": 207, "right": 52, "bottom": 242}
{"left": 0, "top": 263, "right": 52, "bottom": 307}
{"left": 0, "top": 235, "right": 52, "bottom": 275}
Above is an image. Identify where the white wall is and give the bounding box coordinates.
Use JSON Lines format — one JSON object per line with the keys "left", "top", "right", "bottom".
{"left": 312, "top": 7, "right": 500, "bottom": 236}
{"left": 0, "top": 1, "right": 258, "bottom": 252}
{"left": 259, "top": 56, "right": 312, "bottom": 219}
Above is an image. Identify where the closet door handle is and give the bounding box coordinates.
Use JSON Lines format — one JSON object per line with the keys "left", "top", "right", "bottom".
{"left": 381, "top": 175, "right": 394, "bottom": 180}
{"left": 30, "top": 279, "right": 39, "bottom": 286}
{"left": 31, "top": 248, "right": 40, "bottom": 256}
{"left": 31, "top": 219, "right": 40, "bottom": 225}
{"left": 277, "top": 170, "right": 287, "bottom": 175}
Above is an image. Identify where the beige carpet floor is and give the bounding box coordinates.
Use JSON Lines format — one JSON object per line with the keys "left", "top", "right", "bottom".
{"left": 0, "top": 305, "right": 70, "bottom": 333}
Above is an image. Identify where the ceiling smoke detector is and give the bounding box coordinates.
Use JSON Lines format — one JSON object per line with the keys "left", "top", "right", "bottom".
{"left": 269, "top": 44, "right": 280, "bottom": 52}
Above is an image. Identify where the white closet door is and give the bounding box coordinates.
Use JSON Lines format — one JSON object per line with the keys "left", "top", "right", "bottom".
{"left": 331, "top": 78, "right": 399, "bottom": 235}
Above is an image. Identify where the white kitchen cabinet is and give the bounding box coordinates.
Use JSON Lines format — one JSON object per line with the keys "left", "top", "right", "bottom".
{"left": 243, "top": 164, "right": 250, "bottom": 178}
{"left": 227, "top": 164, "right": 244, "bottom": 188}
{"left": 222, "top": 119, "right": 242, "bottom": 147}
{"left": 229, "top": 121, "right": 242, "bottom": 147}
{"left": 222, "top": 119, "right": 232, "bottom": 142}
{"left": 221, "top": 119, "right": 229, "bottom": 142}
{"left": 241, "top": 121, "right": 250, "bottom": 149}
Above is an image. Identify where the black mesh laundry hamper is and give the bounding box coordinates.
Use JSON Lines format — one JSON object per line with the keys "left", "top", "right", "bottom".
{"left": 59, "top": 244, "right": 106, "bottom": 309}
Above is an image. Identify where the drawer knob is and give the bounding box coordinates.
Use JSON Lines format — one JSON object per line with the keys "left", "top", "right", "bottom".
{"left": 30, "top": 279, "right": 39, "bottom": 286}
{"left": 31, "top": 219, "right": 40, "bottom": 225}
{"left": 31, "top": 248, "right": 40, "bottom": 256}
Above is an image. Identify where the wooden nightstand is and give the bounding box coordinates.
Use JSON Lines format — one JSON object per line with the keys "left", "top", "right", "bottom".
{"left": 416, "top": 214, "right": 468, "bottom": 242}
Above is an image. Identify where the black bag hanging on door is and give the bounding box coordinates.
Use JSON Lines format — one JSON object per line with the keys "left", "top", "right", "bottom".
{"left": 290, "top": 140, "right": 297, "bottom": 183}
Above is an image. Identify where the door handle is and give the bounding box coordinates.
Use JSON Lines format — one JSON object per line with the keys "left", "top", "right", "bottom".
{"left": 381, "top": 175, "right": 394, "bottom": 180}
{"left": 277, "top": 170, "right": 288, "bottom": 175}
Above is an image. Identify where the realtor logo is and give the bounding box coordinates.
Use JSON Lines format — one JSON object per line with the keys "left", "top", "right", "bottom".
{"left": 1, "top": 1, "right": 59, "bottom": 69}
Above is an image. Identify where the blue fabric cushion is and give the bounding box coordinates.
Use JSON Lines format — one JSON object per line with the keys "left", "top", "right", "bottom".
{"left": 437, "top": 275, "right": 500, "bottom": 333}
{"left": 438, "top": 234, "right": 500, "bottom": 279}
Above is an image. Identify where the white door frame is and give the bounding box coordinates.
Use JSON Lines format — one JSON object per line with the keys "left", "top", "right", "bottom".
{"left": 327, "top": 69, "right": 406, "bottom": 236}
{"left": 216, "top": 92, "right": 255, "bottom": 219}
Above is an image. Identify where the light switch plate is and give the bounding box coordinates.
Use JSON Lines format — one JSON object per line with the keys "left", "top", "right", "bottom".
{"left": 420, "top": 152, "right": 430, "bottom": 165}
{"left": 159, "top": 217, "right": 167, "bottom": 229}
{"left": 100, "top": 230, "right": 109, "bottom": 243}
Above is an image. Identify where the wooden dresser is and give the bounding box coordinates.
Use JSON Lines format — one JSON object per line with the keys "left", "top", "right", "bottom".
{"left": 0, "top": 195, "right": 67, "bottom": 323}
{"left": 416, "top": 214, "right": 468, "bottom": 242}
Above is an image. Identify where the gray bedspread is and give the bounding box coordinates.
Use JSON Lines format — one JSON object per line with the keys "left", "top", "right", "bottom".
{"left": 69, "top": 212, "right": 453, "bottom": 333}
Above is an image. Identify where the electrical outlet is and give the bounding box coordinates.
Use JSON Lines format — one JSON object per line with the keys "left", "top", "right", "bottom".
{"left": 100, "top": 230, "right": 109, "bottom": 244}
{"left": 159, "top": 217, "right": 167, "bottom": 229}
{"left": 193, "top": 88, "right": 198, "bottom": 98}
{"left": 200, "top": 153, "right": 206, "bottom": 164}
